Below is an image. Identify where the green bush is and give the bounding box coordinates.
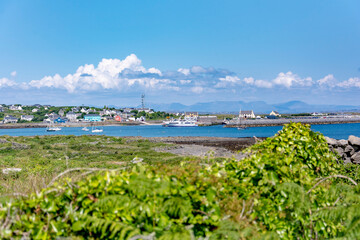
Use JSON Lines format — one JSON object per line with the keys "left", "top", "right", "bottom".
{"left": 1, "top": 123, "right": 360, "bottom": 239}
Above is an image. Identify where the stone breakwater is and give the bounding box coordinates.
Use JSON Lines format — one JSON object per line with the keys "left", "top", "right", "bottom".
{"left": 325, "top": 135, "right": 360, "bottom": 164}
{"left": 225, "top": 117, "right": 360, "bottom": 127}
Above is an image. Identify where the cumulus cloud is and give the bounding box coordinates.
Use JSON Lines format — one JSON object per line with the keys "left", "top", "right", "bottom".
{"left": 219, "top": 76, "right": 240, "bottom": 83}
{"left": 337, "top": 77, "right": 360, "bottom": 88}
{"left": 254, "top": 79, "right": 273, "bottom": 88}
{"left": 0, "top": 78, "right": 16, "bottom": 88}
{"left": 29, "top": 54, "right": 167, "bottom": 93}
{"left": 2, "top": 54, "right": 359, "bottom": 97}
{"left": 215, "top": 75, "right": 241, "bottom": 88}
{"left": 242, "top": 77, "right": 272, "bottom": 88}
{"left": 317, "top": 74, "right": 337, "bottom": 88}
{"left": 191, "top": 86, "right": 204, "bottom": 94}
{"left": 273, "top": 71, "right": 313, "bottom": 88}
{"left": 243, "top": 77, "right": 254, "bottom": 85}
{"left": 179, "top": 80, "right": 191, "bottom": 85}
{"left": 26, "top": 54, "right": 234, "bottom": 94}
{"left": 178, "top": 68, "right": 190, "bottom": 76}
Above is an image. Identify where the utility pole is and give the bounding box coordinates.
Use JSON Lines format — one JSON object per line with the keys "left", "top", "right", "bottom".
{"left": 141, "top": 94, "right": 145, "bottom": 110}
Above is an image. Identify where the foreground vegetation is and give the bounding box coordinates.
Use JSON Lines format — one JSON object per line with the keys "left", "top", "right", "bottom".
{"left": 0, "top": 135, "right": 207, "bottom": 196}
{"left": 1, "top": 123, "right": 360, "bottom": 239}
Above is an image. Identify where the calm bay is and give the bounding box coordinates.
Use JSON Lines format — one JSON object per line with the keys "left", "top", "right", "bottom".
{"left": 0, "top": 123, "right": 359, "bottom": 139}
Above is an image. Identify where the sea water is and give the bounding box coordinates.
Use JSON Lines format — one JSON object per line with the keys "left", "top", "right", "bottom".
{"left": 0, "top": 123, "right": 359, "bottom": 139}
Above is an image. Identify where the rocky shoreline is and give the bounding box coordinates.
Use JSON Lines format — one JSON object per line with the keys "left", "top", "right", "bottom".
{"left": 325, "top": 135, "right": 360, "bottom": 164}
{"left": 147, "top": 135, "right": 360, "bottom": 164}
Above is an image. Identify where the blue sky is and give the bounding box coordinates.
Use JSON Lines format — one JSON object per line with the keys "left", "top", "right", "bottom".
{"left": 0, "top": 0, "right": 359, "bottom": 107}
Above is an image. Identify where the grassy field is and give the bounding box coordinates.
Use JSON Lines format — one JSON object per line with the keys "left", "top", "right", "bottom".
{"left": 0, "top": 135, "right": 225, "bottom": 196}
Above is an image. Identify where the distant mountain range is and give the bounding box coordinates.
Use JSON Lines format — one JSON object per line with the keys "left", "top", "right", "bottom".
{"left": 146, "top": 100, "right": 360, "bottom": 114}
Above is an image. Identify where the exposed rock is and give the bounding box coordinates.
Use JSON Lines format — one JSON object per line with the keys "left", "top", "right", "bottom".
{"left": 2, "top": 168, "right": 22, "bottom": 174}
{"left": 351, "top": 152, "right": 360, "bottom": 164}
{"left": 344, "top": 145, "right": 355, "bottom": 155}
{"left": 348, "top": 135, "right": 360, "bottom": 147}
{"left": 0, "top": 139, "right": 9, "bottom": 143}
{"left": 334, "top": 147, "right": 344, "bottom": 157}
{"left": 11, "top": 142, "right": 29, "bottom": 149}
{"left": 325, "top": 136, "right": 338, "bottom": 146}
{"left": 131, "top": 157, "right": 143, "bottom": 164}
{"left": 344, "top": 157, "right": 352, "bottom": 164}
{"left": 354, "top": 145, "right": 360, "bottom": 152}
{"left": 338, "top": 139, "right": 348, "bottom": 148}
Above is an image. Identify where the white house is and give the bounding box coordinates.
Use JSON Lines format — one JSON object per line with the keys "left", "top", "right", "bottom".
{"left": 311, "top": 112, "right": 324, "bottom": 116}
{"left": 136, "top": 108, "right": 153, "bottom": 113}
{"left": 32, "top": 108, "right": 39, "bottom": 113}
{"left": 9, "top": 105, "right": 22, "bottom": 111}
{"left": 269, "top": 111, "right": 281, "bottom": 117}
{"left": 66, "top": 112, "right": 79, "bottom": 122}
{"left": 58, "top": 109, "right": 65, "bottom": 116}
{"left": 20, "top": 115, "right": 34, "bottom": 121}
{"left": 80, "top": 108, "right": 89, "bottom": 114}
{"left": 4, "top": 115, "right": 18, "bottom": 123}
{"left": 239, "top": 110, "right": 255, "bottom": 119}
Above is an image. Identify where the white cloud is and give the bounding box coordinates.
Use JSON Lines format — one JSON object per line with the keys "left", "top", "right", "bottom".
{"left": 337, "top": 77, "right": 360, "bottom": 88}
{"left": 243, "top": 77, "right": 254, "bottom": 85}
{"left": 178, "top": 68, "right": 190, "bottom": 76}
{"left": 219, "top": 75, "right": 240, "bottom": 83}
{"left": 191, "top": 86, "right": 204, "bottom": 93}
{"left": 3, "top": 54, "right": 360, "bottom": 99}
{"left": 0, "top": 77, "right": 16, "bottom": 88}
{"left": 215, "top": 75, "right": 241, "bottom": 88}
{"left": 273, "top": 71, "right": 313, "bottom": 88}
{"left": 317, "top": 74, "right": 336, "bottom": 87}
{"left": 242, "top": 77, "right": 272, "bottom": 88}
{"left": 179, "top": 80, "right": 191, "bottom": 85}
{"left": 29, "top": 54, "right": 168, "bottom": 93}
{"left": 191, "top": 66, "right": 207, "bottom": 74}
{"left": 254, "top": 79, "right": 273, "bottom": 88}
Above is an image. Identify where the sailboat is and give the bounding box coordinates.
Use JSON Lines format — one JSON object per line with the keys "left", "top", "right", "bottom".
{"left": 46, "top": 120, "right": 62, "bottom": 132}
{"left": 91, "top": 124, "right": 103, "bottom": 133}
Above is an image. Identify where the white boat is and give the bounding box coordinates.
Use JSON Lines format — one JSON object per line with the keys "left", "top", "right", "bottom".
{"left": 47, "top": 127, "right": 62, "bottom": 132}
{"left": 46, "top": 122, "right": 62, "bottom": 132}
{"left": 163, "top": 117, "right": 198, "bottom": 127}
{"left": 82, "top": 127, "right": 89, "bottom": 131}
{"left": 92, "top": 129, "right": 103, "bottom": 133}
{"left": 91, "top": 125, "right": 103, "bottom": 133}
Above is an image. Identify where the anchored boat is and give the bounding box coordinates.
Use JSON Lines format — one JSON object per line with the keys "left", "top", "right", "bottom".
{"left": 163, "top": 116, "right": 198, "bottom": 127}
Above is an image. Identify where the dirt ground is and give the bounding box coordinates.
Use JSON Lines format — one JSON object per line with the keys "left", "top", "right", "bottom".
{"left": 125, "top": 136, "right": 265, "bottom": 160}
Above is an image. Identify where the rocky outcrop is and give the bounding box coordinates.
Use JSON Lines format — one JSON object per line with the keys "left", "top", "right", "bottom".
{"left": 0, "top": 138, "right": 29, "bottom": 150}
{"left": 326, "top": 135, "right": 360, "bottom": 164}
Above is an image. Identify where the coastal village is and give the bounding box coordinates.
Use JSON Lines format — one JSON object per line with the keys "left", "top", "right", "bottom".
{"left": 1, "top": 103, "right": 360, "bottom": 127}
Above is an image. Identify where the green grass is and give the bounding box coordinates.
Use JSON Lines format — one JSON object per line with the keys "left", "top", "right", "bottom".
{"left": 0, "top": 135, "right": 224, "bottom": 196}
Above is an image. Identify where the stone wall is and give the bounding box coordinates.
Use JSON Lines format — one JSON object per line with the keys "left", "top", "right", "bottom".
{"left": 325, "top": 135, "right": 360, "bottom": 164}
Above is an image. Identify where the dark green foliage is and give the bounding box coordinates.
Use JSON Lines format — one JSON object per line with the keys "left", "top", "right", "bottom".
{"left": 1, "top": 122, "right": 360, "bottom": 239}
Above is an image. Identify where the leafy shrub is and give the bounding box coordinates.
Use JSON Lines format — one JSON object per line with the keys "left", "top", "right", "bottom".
{"left": 1, "top": 122, "right": 359, "bottom": 239}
